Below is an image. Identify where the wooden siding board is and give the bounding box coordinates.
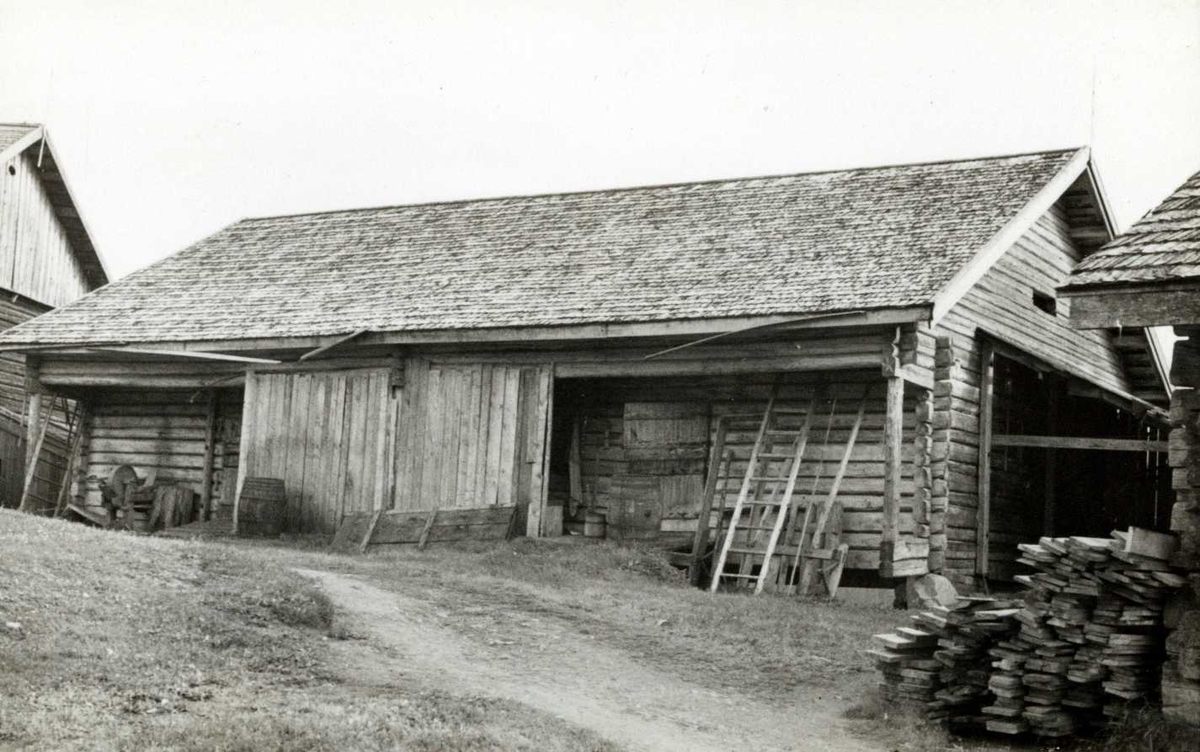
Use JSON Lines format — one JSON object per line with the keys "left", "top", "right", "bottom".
{"left": 0, "top": 150, "right": 91, "bottom": 306}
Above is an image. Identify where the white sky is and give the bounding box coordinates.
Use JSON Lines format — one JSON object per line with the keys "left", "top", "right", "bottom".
{"left": 2, "top": 0, "right": 1199, "bottom": 279}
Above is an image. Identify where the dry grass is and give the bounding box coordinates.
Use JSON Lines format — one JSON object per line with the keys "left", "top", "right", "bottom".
{"left": 349, "top": 537, "right": 902, "bottom": 696}
{"left": 0, "top": 511, "right": 613, "bottom": 751}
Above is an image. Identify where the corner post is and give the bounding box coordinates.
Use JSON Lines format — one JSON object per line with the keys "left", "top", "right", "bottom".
{"left": 976, "top": 341, "right": 996, "bottom": 578}
{"left": 880, "top": 374, "right": 904, "bottom": 566}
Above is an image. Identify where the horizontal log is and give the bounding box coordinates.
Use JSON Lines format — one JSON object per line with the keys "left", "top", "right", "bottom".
{"left": 992, "top": 434, "right": 1169, "bottom": 452}
{"left": 368, "top": 505, "right": 516, "bottom": 545}
{"left": 557, "top": 353, "right": 884, "bottom": 378}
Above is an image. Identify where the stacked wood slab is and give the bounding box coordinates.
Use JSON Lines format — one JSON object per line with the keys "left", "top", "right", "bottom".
{"left": 873, "top": 527, "right": 1185, "bottom": 739}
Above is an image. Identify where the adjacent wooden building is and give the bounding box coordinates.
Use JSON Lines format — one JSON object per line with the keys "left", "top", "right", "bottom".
{"left": 1060, "top": 163, "right": 1200, "bottom": 725}
{"left": 0, "top": 147, "right": 1168, "bottom": 588}
{"left": 0, "top": 123, "right": 109, "bottom": 510}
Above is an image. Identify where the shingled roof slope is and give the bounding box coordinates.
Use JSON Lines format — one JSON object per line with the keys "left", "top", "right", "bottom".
{"left": 0, "top": 149, "right": 1080, "bottom": 346}
{"left": 1068, "top": 168, "right": 1200, "bottom": 288}
{"left": 0, "top": 124, "right": 39, "bottom": 154}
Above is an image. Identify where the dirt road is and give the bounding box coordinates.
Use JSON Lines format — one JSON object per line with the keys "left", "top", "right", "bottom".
{"left": 299, "top": 569, "right": 880, "bottom": 752}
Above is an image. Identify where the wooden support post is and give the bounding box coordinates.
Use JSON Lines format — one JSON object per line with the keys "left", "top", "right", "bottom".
{"left": 525, "top": 366, "right": 552, "bottom": 538}
{"left": 976, "top": 341, "right": 996, "bottom": 578}
{"left": 233, "top": 370, "right": 256, "bottom": 535}
{"left": 360, "top": 508, "right": 384, "bottom": 553}
{"left": 66, "top": 402, "right": 92, "bottom": 514}
{"left": 19, "top": 394, "right": 57, "bottom": 513}
{"left": 689, "top": 415, "right": 729, "bottom": 585}
{"left": 1043, "top": 382, "right": 1057, "bottom": 536}
{"left": 417, "top": 508, "right": 438, "bottom": 550}
{"left": 568, "top": 417, "right": 583, "bottom": 515}
{"left": 23, "top": 392, "right": 41, "bottom": 470}
{"left": 880, "top": 375, "right": 904, "bottom": 570}
{"left": 199, "top": 390, "right": 217, "bottom": 521}
{"left": 54, "top": 404, "right": 88, "bottom": 517}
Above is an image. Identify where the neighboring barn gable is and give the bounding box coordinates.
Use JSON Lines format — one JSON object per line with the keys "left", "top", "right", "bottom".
{"left": 0, "top": 123, "right": 109, "bottom": 508}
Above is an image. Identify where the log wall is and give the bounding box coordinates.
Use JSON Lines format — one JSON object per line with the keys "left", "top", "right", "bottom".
{"left": 75, "top": 389, "right": 242, "bottom": 519}
{"left": 558, "top": 370, "right": 921, "bottom": 571}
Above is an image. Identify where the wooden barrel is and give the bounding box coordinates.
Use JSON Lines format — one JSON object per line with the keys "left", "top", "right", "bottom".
{"left": 238, "top": 477, "right": 287, "bottom": 537}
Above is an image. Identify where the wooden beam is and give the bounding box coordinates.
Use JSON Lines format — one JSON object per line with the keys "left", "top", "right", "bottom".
{"left": 642, "top": 310, "right": 866, "bottom": 360}
{"left": 557, "top": 353, "right": 881, "bottom": 379}
{"left": 879, "top": 375, "right": 904, "bottom": 569}
{"left": 0, "top": 306, "right": 931, "bottom": 355}
{"left": 298, "top": 329, "right": 369, "bottom": 361}
{"left": 1063, "top": 281, "right": 1200, "bottom": 329}
{"left": 19, "top": 394, "right": 58, "bottom": 513}
{"left": 689, "top": 412, "right": 729, "bottom": 585}
{"left": 23, "top": 391, "right": 41, "bottom": 469}
{"left": 992, "top": 434, "right": 1169, "bottom": 452}
{"left": 232, "top": 372, "right": 257, "bottom": 535}
{"left": 1043, "top": 385, "right": 1057, "bottom": 537}
{"left": 89, "top": 347, "right": 280, "bottom": 364}
{"left": 976, "top": 341, "right": 995, "bottom": 578}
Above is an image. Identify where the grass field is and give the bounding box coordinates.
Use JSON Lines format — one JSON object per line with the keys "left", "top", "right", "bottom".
{"left": 0, "top": 511, "right": 612, "bottom": 751}
{"left": 12, "top": 510, "right": 1191, "bottom": 751}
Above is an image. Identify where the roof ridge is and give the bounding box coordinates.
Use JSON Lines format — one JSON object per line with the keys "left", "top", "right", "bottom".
{"left": 239, "top": 147, "right": 1084, "bottom": 225}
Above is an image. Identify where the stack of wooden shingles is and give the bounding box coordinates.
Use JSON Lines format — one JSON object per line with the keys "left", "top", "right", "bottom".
{"left": 870, "top": 626, "right": 942, "bottom": 707}
{"left": 988, "top": 528, "right": 1185, "bottom": 736}
{"left": 872, "top": 527, "right": 1185, "bottom": 739}
{"left": 872, "top": 597, "right": 1019, "bottom": 726}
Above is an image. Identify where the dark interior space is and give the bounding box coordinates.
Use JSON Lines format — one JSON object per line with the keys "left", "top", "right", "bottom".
{"left": 985, "top": 352, "right": 1171, "bottom": 582}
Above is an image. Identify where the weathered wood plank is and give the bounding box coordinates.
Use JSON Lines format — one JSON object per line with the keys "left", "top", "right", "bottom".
{"left": 976, "top": 341, "right": 995, "bottom": 577}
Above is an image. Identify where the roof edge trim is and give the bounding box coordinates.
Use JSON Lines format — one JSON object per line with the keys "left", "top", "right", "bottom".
{"left": 0, "top": 306, "right": 932, "bottom": 355}
{"left": 931, "top": 147, "right": 1091, "bottom": 324}
{"left": 0, "top": 125, "right": 44, "bottom": 165}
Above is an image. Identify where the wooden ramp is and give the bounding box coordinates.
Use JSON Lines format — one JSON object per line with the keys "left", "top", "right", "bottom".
{"left": 333, "top": 505, "right": 518, "bottom": 553}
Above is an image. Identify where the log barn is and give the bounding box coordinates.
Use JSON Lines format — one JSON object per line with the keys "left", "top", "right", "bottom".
{"left": 1061, "top": 164, "right": 1200, "bottom": 723}
{"left": 0, "top": 123, "right": 109, "bottom": 512}
{"left": 0, "top": 147, "right": 1171, "bottom": 588}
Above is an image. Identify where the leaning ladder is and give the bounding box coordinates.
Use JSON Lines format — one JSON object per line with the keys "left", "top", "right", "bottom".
{"left": 709, "top": 392, "right": 815, "bottom": 594}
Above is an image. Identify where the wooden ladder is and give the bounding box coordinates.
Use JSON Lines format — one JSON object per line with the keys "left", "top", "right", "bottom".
{"left": 18, "top": 395, "right": 80, "bottom": 515}
{"left": 709, "top": 391, "right": 816, "bottom": 594}
{"left": 787, "top": 384, "right": 869, "bottom": 598}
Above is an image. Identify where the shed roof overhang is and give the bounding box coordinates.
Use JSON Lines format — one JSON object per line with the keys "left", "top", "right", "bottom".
{"left": 0, "top": 305, "right": 931, "bottom": 357}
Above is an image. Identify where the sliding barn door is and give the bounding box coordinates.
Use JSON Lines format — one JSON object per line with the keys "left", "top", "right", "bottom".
{"left": 394, "top": 360, "right": 552, "bottom": 535}
{"left": 240, "top": 368, "right": 397, "bottom": 534}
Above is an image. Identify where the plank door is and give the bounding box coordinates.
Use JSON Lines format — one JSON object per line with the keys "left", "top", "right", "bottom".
{"left": 393, "top": 360, "right": 552, "bottom": 535}
{"left": 610, "top": 402, "right": 708, "bottom": 541}
{"left": 240, "top": 368, "right": 397, "bottom": 534}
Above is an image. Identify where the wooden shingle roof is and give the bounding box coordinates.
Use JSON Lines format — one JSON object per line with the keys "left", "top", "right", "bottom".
{"left": 1067, "top": 168, "right": 1200, "bottom": 289}
{"left": 0, "top": 149, "right": 1083, "bottom": 347}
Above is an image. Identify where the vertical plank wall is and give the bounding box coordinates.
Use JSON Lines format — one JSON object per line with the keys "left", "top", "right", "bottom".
{"left": 393, "top": 360, "right": 552, "bottom": 534}
{"left": 0, "top": 150, "right": 91, "bottom": 307}
{"left": 240, "top": 368, "right": 397, "bottom": 534}
{"left": 0, "top": 297, "right": 72, "bottom": 510}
